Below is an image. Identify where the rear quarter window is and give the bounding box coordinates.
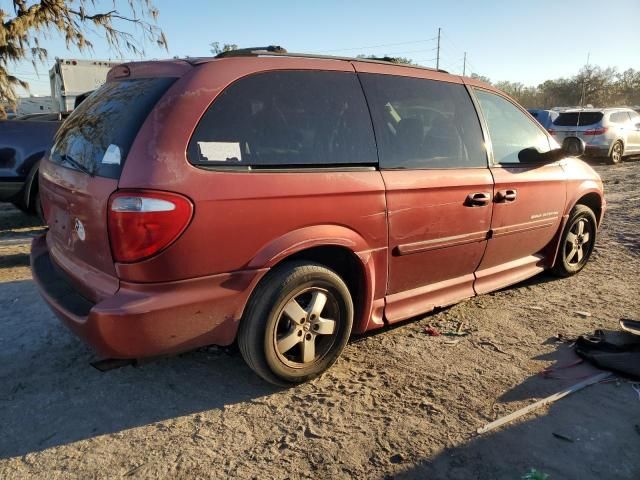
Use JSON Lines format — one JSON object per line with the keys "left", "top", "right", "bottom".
{"left": 187, "top": 71, "right": 377, "bottom": 169}
{"left": 50, "top": 77, "right": 175, "bottom": 179}
{"left": 609, "top": 111, "right": 631, "bottom": 124}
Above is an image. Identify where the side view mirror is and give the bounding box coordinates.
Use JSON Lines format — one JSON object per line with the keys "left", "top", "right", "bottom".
{"left": 518, "top": 136, "right": 585, "bottom": 164}
{"left": 635, "top": 122, "right": 640, "bottom": 131}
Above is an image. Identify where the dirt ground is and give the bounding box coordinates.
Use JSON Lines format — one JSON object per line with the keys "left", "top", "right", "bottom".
{"left": 0, "top": 160, "right": 639, "bottom": 480}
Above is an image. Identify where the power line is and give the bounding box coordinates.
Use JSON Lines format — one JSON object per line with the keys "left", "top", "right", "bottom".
{"left": 413, "top": 57, "right": 438, "bottom": 65}
{"left": 438, "top": 31, "right": 479, "bottom": 76}
{"left": 319, "top": 37, "right": 438, "bottom": 54}
{"left": 366, "top": 46, "right": 439, "bottom": 57}
{"left": 440, "top": 32, "right": 464, "bottom": 55}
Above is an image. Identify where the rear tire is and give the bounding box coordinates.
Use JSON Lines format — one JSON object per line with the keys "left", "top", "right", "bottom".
{"left": 608, "top": 141, "right": 623, "bottom": 165}
{"left": 551, "top": 205, "right": 597, "bottom": 277}
{"left": 238, "top": 261, "right": 353, "bottom": 386}
{"left": 33, "top": 190, "right": 44, "bottom": 224}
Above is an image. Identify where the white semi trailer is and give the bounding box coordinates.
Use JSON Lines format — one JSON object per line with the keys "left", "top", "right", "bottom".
{"left": 49, "top": 58, "right": 122, "bottom": 112}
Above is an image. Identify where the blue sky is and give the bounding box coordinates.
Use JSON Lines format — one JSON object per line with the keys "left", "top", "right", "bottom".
{"left": 11, "top": 0, "right": 640, "bottom": 96}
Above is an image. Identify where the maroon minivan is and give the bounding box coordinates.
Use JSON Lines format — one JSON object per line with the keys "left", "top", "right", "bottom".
{"left": 31, "top": 48, "right": 605, "bottom": 385}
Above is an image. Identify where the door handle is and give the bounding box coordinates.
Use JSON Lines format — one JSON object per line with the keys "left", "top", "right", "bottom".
{"left": 495, "top": 189, "right": 517, "bottom": 202}
{"left": 465, "top": 192, "right": 492, "bottom": 207}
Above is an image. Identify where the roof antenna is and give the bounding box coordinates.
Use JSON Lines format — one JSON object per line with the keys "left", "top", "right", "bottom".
{"left": 577, "top": 52, "right": 590, "bottom": 128}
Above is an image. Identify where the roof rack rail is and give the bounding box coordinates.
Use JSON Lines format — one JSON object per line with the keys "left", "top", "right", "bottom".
{"left": 215, "top": 46, "right": 288, "bottom": 58}
{"left": 212, "top": 46, "right": 448, "bottom": 73}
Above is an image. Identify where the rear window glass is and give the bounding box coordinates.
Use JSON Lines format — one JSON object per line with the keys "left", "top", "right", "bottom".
{"left": 553, "top": 112, "right": 603, "bottom": 127}
{"left": 50, "top": 77, "right": 175, "bottom": 178}
{"left": 187, "top": 71, "right": 377, "bottom": 168}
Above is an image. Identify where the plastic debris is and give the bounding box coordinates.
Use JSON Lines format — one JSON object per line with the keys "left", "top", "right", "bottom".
{"left": 632, "top": 383, "right": 640, "bottom": 401}
{"left": 424, "top": 326, "right": 441, "bottom": 336}
{"left": 522, "top": 469, "right": 549, "bottom": 480}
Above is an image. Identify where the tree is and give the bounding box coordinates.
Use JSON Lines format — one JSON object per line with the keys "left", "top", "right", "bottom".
{"left": 486, "top": 67, "right": 640, "bottom": 109}
{"left": 470, "top": 73, "right": 492, "bottom": 84}
{"left": 0, "top": 0, "right": 167, "bottom": 117}
{"left": 614, "top": 68, "right": 640, "bottom": 105}
{"left": 357, "top": 54, "right": 415, "bottom": 65}
{"left": 210, "top": 42, "right": 238, "bottom": 55}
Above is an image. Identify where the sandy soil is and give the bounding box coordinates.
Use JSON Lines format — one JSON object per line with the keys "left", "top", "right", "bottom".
{"left": 0, "top": 161, "right": 639, "bottom": 479}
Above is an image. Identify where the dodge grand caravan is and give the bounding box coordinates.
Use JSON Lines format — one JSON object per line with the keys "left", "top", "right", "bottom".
{"left": 31, "top": 47, "right": 605, "bottom": 385}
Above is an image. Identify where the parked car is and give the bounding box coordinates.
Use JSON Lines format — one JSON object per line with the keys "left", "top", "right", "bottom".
{"left": 14, "top": 112, "right": 64, "bottom": 122}
{"left": 527, "top": 108, "right": 559, "bottom": 131}
{"left": 0, "top": 116, "right": 63, "bottom": 216}
{"left": 31, "top": 48, "right": 605, "bottom": 385}
{"left": 548, "top": 107, "right": 640, "bottom": 164}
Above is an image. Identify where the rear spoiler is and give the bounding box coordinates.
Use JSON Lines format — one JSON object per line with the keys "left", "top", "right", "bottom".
{"left": 106, "top": 60, "right": 192, "bottom": 81}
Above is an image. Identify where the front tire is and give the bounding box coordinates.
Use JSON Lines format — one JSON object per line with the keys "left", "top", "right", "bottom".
{"left": 551, "top": 205, "right": 597, "bottom": 277}
{"left": 238, "top": 261, "right": 353, "bottom": 386}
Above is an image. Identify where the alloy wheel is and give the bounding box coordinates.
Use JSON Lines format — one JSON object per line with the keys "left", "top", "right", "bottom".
{"left": 564, "top": 217, "right": 593, "bottom": 266}
{"left": 273, "top": 287, "right": 340, "bottom": 367}
{"left": 611, "top": 142, "right": 622, "bottom": 164}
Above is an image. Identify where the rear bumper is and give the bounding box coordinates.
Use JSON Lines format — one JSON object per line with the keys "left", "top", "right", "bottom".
{"left": 584, "top": 145, "right": 610, "bottom": 157}
{"left": 31, "top": 234, "right": 267, "bottom": 359}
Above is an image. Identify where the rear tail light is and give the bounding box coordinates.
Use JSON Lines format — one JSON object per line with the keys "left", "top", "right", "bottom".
{"left": 108, "top": 190, "right": 193, "bottom": 263}
{"left": 547, "top": 128, "right": 556, "bottom": 135}
{"left": 584, "top": 127, "right": 607, "bottom": 136}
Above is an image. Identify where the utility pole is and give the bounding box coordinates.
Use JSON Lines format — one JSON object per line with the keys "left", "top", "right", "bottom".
{"left": 463, "top": 51, "right": 466, "bottom": 76}
{"left": 436, "top": 27, "right": 441, "bottom": 70}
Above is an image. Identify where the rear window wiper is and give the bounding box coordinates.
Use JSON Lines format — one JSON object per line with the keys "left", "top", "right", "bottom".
{"left": 59, "top": 154, "right": 95, "bottom": 177}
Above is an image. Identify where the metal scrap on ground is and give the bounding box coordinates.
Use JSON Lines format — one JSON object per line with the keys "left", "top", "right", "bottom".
{"left": 476, "top": 371, "right": 612, "bottom": 435}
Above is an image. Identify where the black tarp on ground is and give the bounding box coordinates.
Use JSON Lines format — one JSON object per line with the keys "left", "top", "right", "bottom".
{"left": 575, "top": 326, "right": 640, "bottom": 379}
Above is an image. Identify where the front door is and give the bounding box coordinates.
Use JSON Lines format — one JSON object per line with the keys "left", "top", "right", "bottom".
{"left": 471, "top": 88, "right": 567, "bottom": 294}
{"left": 355, "top": 66, "right": 493, "bottom": 323}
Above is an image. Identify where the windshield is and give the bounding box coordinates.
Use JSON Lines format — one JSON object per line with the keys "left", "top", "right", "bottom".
{"left": 50, "top": 77, "right": 175, "bottom": 178}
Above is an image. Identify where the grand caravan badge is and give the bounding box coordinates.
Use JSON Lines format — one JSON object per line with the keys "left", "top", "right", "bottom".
{"left": 74, "top": 218, "right": 86, "bottom": 241}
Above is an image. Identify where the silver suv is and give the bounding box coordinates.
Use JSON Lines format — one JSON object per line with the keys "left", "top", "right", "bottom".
{"left": 549, "top": 107, "right": 640, "bottom": 164}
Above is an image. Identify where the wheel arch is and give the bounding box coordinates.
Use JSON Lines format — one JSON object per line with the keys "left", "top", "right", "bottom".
{"left": 574, "top": 191, "right": 603, "bottom": 226}
{"left": 609, "top": 138, "right": 624, "bottom": 157}
{"left": 242, "top": 225, "right": 386, "bottom": 336}
{"left": 547, "top": 189, "right": 604, "bottom": 267}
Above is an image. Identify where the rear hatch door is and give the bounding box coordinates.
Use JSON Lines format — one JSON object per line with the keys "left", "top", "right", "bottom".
{"left": 40, "top": 76, "right": 176, "bottom": 301}
{"left": 551, "top": 111, "right": 604, "bottom": 142}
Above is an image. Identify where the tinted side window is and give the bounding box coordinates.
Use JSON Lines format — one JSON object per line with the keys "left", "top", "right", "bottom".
{"left": 474, "top": 89, "right": 550, "bottom": 165}
{"left": 188, "top": 71, "right": 377, "bottom": 168}
{"left": 359, "top": 74, "right": 486, "bottom": 169}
